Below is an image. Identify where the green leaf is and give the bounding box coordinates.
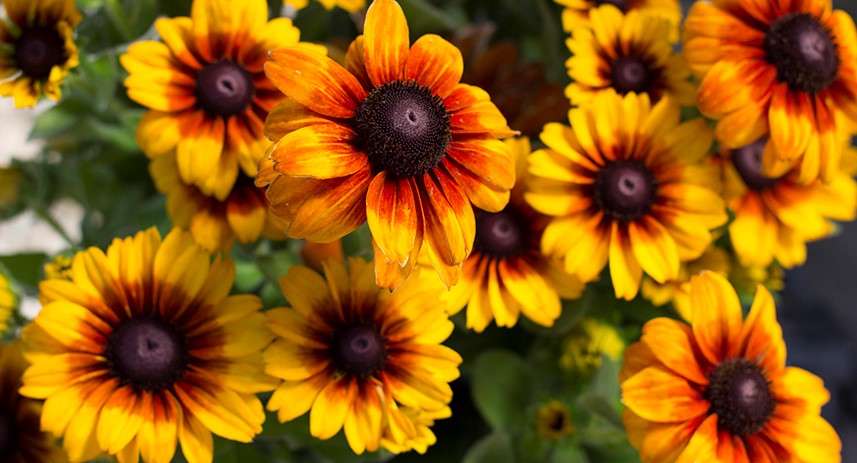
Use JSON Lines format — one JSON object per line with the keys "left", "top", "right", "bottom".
{"left": 551, "top": 441, "right": 589, "bottom": 463}
{"left": 0, "top": 253, "right": 48, "bottom": 291}
{"left": 462, "top": 433, "right": 515, "bottom": 463}
{"left": 471, "top": 349, "right": 534, "bottom": 432}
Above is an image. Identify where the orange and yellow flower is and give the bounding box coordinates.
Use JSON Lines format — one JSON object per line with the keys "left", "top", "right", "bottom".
{"left": 0, "top": 0, "right": 80, "bottom": 108}
{"left": 526, "top": 90, "right": 727, "bottom": 299}
{"left": 718, "top": 138, "right": 857, "bottom": 269}
{"left": 622, "top": 271, "right": 841, "bottom": 463}
{"left": 264, "top": 258, "right": 461, "bottom": 455}
{"left": 554, "top": 0, "right": 680, "bottom": 39}
{"left": 20, "top": 228, "right": 275, "bottom": 463}
{"left": 150, "top": 155, "right": 284, "bottom": 252}
{"left": 445, "top": 138, "right": 583, "bottom": 332}
{"left": 260, "top": 0, "right": 515, "bottom": 289}
{"left": 0, "top": 342, "right": 68, "bottom": 462}
{"left": 121, "top": 0, "right": 316, "bottom": 200}
{"left": 685, "top": 0, "right": 857, "bottom": 183}
{"left": 565, "top": 5, "right": 694, "bottom": 107}
{"left": 0, "top": 273, "right": 15, "bottom": 332}
{"left": 285, "top": 0, "right": 365, "bottom": 12}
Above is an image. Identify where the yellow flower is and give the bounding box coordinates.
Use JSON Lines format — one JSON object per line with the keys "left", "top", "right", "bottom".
{"left": 621, "top": 272, "right": 841, "bottom": 463}
{"left": 263, "top": 258, "right": 461, "bottom": 455}
{"left": 285, "top": 0, "right": 365, "bottom": 12}
{"left": 120, "top": 0, "right": 315, "bottom": 200}
{"left": 719, "top": 138, "right": 857, "bottom": 269}
{"left": 20, "top": 228, "right": 275, "bottom": 463}
{"left": 260, "top": 0, "right": 515, "bottom": 289}
{"left": 150, "top": 155, "right": 284, "bottom": 252}
{"left": 554, "top": 0, "right": 680, "bottom": 39}
{"left": 641, "top": 246, "right": 731, "bottom": 320}
{"left": 0, "top": 273, "right": 15, "bottom": 333}
{"left": 0, "top": 342, "right": 68, "bottom": 462}
{"left": 446, "top": 137, "right": 584, "bottom": 333}
{"left": 559, "top": 318, "right": 624, "bottom": 373}
{"left": 565, "top": 5, "right": 694, "bottom": 107}
{"left": 685, "top": 0, "right": 857, "bottom": 183}
{"left": 536, "top": 400, "right": 574, "bottom": 440}
{"left": 43, "top": 254, "right": 73, "bottom": 281}
{"left": 526, "top": 91, "right": 727, "bottom": 300}
{"left": 0, "top": 0, "right": 80, "bottom": 108}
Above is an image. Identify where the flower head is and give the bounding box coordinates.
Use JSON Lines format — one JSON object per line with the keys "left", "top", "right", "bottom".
{"left": 526, "top": 90, "right": 727, "bottom": 299}
{"left": 536, "top": 400, "right": 575, "bottom": 440}
{"left": 264, "top": 258, "right": 461, "bottom": 455}
{"left": 260, "top": 0, "right": 516, "bottom": 289}
{"left": 685, "top": 0, "right": 857, "bottom": 183}
{"left": 0, "top": 0, "right": 80, "bottom": 107}
{"left": 622, "top": 271, "right": 841, "bottom": 462}
{"left": 121, "top": 0, "right": 315, "bottom": 200}
{"left": 20, "top": 228, "right": 275, "bottom": 463}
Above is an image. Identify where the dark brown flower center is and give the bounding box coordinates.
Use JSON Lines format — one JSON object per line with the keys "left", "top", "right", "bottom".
{"left": 731, "top": 139, "right": 779, "bottom": 191}
{"left": 354, "top": 80, "right": 451, "bottom": 178}
{"left": 0, "top": 415, "right": 13, "bottom": 456}
{"left": 705, "top": 359, "right": 775, "bottom": 437}
{"left": 547, "top": 409, "right": 569, "bottom": 432}
{"left": 595, "top": 160, "right": 655, "bottom": 220}
{"left": 596, "top": 0, "right": 627, "bottom": 11}
{"left": 196, "top": 61, "right": 255, "bottom": 116}
{"left": 474, "top": 208, "right": 526, "bottom": 257}
{"left": 14, "top": 27, "right": 66, "bottom": 80}
{"left": 764, "top": 13, "right": 839, "bottom": 93}
{"left": 107, "top": 318, "right": 186, "bottom": 390}
{"left": 334, "top": 325, "right": 386, "bottom": 377}
{"left": 611, "top": 56, "right": 650, "bottom": 94}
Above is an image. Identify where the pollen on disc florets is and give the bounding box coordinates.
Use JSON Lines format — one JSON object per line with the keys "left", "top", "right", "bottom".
{"left": 354, "top": 80, "right": 452, "bottom": 178}
{"left": 764, "top": 13, "right": 839, "bottom": 93}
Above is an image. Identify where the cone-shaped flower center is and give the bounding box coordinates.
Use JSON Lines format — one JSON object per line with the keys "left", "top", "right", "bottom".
{"left": 14, "top": 27, "right": 66, "bottom": 79}
{"left": 0, "top": 416, "right": 12, "bottom": 456}
{"left": 732, "top": 139, "right": 779, "bottom": 191}
{"left": 474, "top": 208, "right": 525, "bottom": 257}
{"left": 197, "top": 61, "right": 255, "bottom": 116}
{"left": 611, "top": 56, "right": 650, "bottom": 94}
{"left": 596, "top": 161, "right": 655, "bottom": 220}
{"left": 596, "top": 0, "right": 627, "bottom": 11}
{"left": 334, "top": 325, "right": 386, "bottom": 376}
{"left": 107, "top": 318, "right": 186, "bottom": 390}
{"left": 765, "top": 13, "right": 839, "bottom": 93}
{"left": 355, "top": 81, "right": 452, "bottom": 178}
{"left": 706, "top": 359, "right": 775, "bottom": 437}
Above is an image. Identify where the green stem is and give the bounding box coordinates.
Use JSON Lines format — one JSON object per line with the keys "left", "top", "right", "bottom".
{"left": 33, "top": 206, "right": 75, "bottom": 248}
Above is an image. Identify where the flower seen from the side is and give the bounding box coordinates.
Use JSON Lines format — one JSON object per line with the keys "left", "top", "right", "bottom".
{"left": 264, "top": 258, "right": 461, "bottom": 455}
{"left": 685, "top": 0, "right": 857, "bottom": 183}
{"left": 527, "top": 90, "right": 727, "bottom": 299}
{"left": 260, "top": 0, "right": 516, "bottom": 289}
{"left": 622, "top": 271, "right": 841, "bottom": 462}
{"left": 20, "top": 228, "right": 275, "bottom": 463}
{"left": 0, "top": 0, "right": 80, "bottom": 107}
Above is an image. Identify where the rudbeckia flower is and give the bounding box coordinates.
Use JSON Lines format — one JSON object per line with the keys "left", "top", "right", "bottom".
{"left": 536, "top": 400, "right": 575, "bottom": 441}
{"left": 260, "top": 0, "right": 516, "bottom": 289}
{"left": 0, "top": 273, "right": 14, "bottom": 332}
{"left": 565, "top": 5, "right": 694, "bottom": 107}
{"left": 0, "top": 343, "right": 68, "bottom": 462}
{"left": 559, "top": 317, "right": 625, "bottom": 373}
{"left": 622, "top": 271, "right": 841, "bottom": 463}
{"left": 20, "top": 228, "right": 275, "bottom": 463}
{"left": 263, "top": 258, "right": 461, "bottom": 455}
{"left": 685, "top": 0, "right": 857, "bottom": 183}
{"left": 554, "top": 0, "right": 680, "bottom": 39}
{"left": 527, "top": 90, "right": 727, "bottom": 300}
{"left": 284, "top": 0, "right": 365, "bottom": 12}
{"left": 150, "top": 155, "right": 284, "bottom": 252}
{"left": 121, "top": 0, "right": 315, "bottom": 200}
{"left": 641, "top": 246, "right": 731, "bottom": 320}
{"left": 0, "top": 0, "right": 80, "bottom": 108}
{"left": 445, "top": 138, "right": 583, "bottom": 332}
{"left": 719, "top": 137, "right": 857, "bottom": 269}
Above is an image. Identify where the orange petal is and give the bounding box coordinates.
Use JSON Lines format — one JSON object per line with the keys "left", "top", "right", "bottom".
{"left": 768, "top": 84, "right": 813, "bottom": 161}
{"left": 621, "top": 367, "right": 709, "bottom": 423}
{"left": 624, "top": 409, "right": 706, "bottom": 463}
{"left": 226, "top": 188, "right": 267, "bottom": 243}
{"left": 446, "top": 139, "right": 516, "bottom": 191}
{"left": 675, "top": 414, "right": 719, "bottom": 463}
{"left": 345, "top": 35, "right": 371, "bottom": 88}
{"left": 441, "top": 158, "right": 510, "bottom": 212}
{"left": 419, "top": 170, "right": 475, "bottom": 267}
{"left": 265, "top": 99, "right": 333, "bottom": 142}
{"left": 739, "top": 284, "right": 786, "bottom": 379}
{"left": 641, "top": 318, "right": 709, "bottom": 385}
{"left": 366, "top": 172, "right": 422, "bottom": 267}
{"left": 609, "top": 222, "right": 643, "bottom": 300}
{"left": 628, "top": 217, "right": 680, "bottom": 284}
{"left": 191, "top": 0, "right": 267, "bottom": 62}
{"left": 688, "top": 271, "right": 744, "bottom": 366}
{"left": 404, "top": 34, "right": 463, "bottom": 99}
{"left": 270, "top": 123, "right": 367, "bottom": 179}
{"left": 363, "top": 0, "right": 410, "bottom": 86}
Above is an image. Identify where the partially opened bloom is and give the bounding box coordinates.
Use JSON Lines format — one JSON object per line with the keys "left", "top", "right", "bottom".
{"left": 20, "top": 228, "right": 274, "bottom": 463}
{"left": 264, "top": 258, "right": 461, "bottom": 455}
{"left": 527, "top": 91, "right": 727, "bottom": 299}
{"left": 685, "top": 0, "right": 857, "bottom": 183}
{"left": 0, "top": 273, "right": 14, "bottom": 332}
{"left": 565, "top": 5, "right": 694, "bottom": 106}
{"left": 536, "top": 400, "right": 575, "bottom": 441}
{"left": 284, "top": 0, "right": 365, "bottom": 12}
{"left": 554, "top": 0, "right": 680, "bottom": 38}
{"left": 719, "top": 138, "right": 857, "bottom": 269}
{"left": 0, "top": 343, "right": 67, "bottom": 462}
{"left": 445, "top": 138, "right": 583, "bottom": 332}
{"left": 150, "top": 154, "right": 284, "bottom": 252}
{"left": 121, "top": 0, "right": 313, "bottom": 199}
{"left": 641, "top": 246, "right": 730, "bottom": 320}
{"left": 260, "top": 0, "right": 515, "bottom": 288}
{"left": 559, "top": 318, "right": 625, "bottom": 373}
{"left": 622, "top": 271, "right": 841, "bottom": 462}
